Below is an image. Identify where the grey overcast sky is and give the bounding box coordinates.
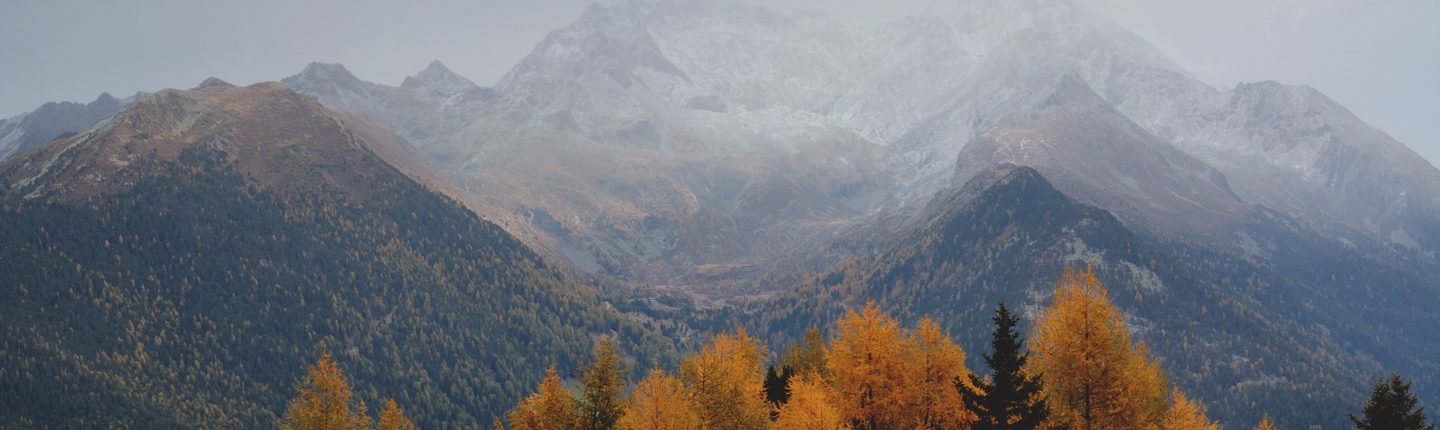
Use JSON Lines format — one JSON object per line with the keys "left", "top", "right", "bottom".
{"left": 1, "top": 0, "right": 1436, "bottom": 165}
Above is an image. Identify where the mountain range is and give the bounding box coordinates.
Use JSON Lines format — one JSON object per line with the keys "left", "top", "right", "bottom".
{"left": 0, "top": 81, "right": 675, "bottom": 428}
{"left": 1, "top": 0, "right": 1437, "bottom": 428}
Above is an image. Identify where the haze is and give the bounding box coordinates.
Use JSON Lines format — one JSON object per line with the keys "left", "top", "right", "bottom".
{"left": 1, "top": 0, "right": 1435, "bottom": 165}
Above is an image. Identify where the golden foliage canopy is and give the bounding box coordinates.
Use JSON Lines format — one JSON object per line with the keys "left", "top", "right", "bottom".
{"left": 616, "top": 368, "right": 700, "bottom": 430}
{"left": 508, "top": 366, "right": 581, "bottom": 430}
{"left": 1162, "top": 388, "right": 1220, "bottom": 430}
{"left": 378, "top": 399, "right": 417, "bottom": 430}
{"left": 680, "top": 328, "right": 771, "bottom": 430}
{"left": 1030, "top": 267, "right": 1169, "bottom": 430}
{"left": 775, "top": 373, "right": 847, "bottom": 430}
{"left": 280, "top": 352, "right": 373, "bottom": 430}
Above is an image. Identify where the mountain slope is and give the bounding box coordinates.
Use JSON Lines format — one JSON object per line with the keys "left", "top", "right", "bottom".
{"left": 1160, "top": 81, "right": 1440, "bottom": 251}
{"left": 0, "top": 83, "right": 675, "bottom": 428}
{"left": 0, "top": 91, "right": 136, "bottom": 162}
{"left": 285, "top": 38, "right": 903, "bottom": 288}
{"left": 953, "top": 75, "right": 1247, "bottom": 234}
{"left": 752, "top": 164, "right": 1437, "bottom": 429}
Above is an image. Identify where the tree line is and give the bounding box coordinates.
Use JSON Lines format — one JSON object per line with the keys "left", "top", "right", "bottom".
{"left": 279, "top": 267, "right": 1432, "bottom": 430}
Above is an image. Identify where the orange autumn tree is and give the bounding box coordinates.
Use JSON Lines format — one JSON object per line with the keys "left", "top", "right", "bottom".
{"left": 828, "top": 302, "right": 919, "bottom": 430}
{"left": 508, "top": 365, "right": 581, "bottom": 430}
{"left": 378, "top": 399, "right": 418, "bottom": 430}
{"left": 1030, "top": 266, "right": 1169, "bottom": 430}
{"left": 827, "top": 302, "right": 976, "bottom": 430}
{"left": 281, "top": 352, "right": 372, "bottom": 430}
{"left": 1253, "top": 414, "right": 1278, "bottom": 430}
{"left": 615, "top": 368, "right": 700, "bottom": 430}
{"left": 680, "top": 328, "right": 771, "bottom": 430}
{"left": 280, "top": 352, "right": 413, "bottom": 430}
{"left": 913, "top": 317, "right": 976, "bottom": 429}
{"left": 780, "top": 328, "right": 830, "bottom": 380}
{"left": 775, "top": 373, "right": 848, "bottom": 430}
{"left": 1163, "top": 388, "right": 1220, "bottom": 430}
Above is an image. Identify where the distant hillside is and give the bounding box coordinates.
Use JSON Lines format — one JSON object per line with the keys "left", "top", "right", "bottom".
{"left": 0, "top": 82, "right": 676, "bottom": 428}
{"left": 0, "top": 91, "right": 135, "bottom": 162}
{"left": 751, "top": 164, "right": 1439, "bottom": 429}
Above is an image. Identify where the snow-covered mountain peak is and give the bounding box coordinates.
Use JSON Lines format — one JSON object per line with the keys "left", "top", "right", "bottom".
{"left": 285, "top": 62, "right": 375, "bottom": 106}
{"left": 497, "top": 1, "right": 692, "bottom": 94}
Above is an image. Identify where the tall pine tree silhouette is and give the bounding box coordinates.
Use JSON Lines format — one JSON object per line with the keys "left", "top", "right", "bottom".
{"left": 958, "top": 302, "right": 1048, "bottom": 430}
{"left": 1351, "top": 373, "right": 1434, "bottom": 430}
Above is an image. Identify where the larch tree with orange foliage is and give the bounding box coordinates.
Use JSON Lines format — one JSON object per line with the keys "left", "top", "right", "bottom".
{"left": 508, "top": 365, "right": 581, "bottom": 430}
{"left": 616, "top": 368, "right": 700, "bottom": 430}
{"left": 680, "top": 328, "right": 771, "bottom": 430}
{"left": 775, "top": 373, "right": 848, "bottom": 430}
{"left": 1253, "top": 414, "right": 1278, "bottom": 430}
{"left": 912, "top": 317, "right": 976, "bottom": 430}
{"left": 279, "top": 352, "right": 373, "bottom": 430}
{"left": 828, "top": 302, "right": 920, "bottom": 430}
{"left": 780, "top": 328, "right": 830, "bottom": 379}
{"left": 1162, "top": 388, "right": 1220, "bottom": 430}
{"left": 1030, "top": 266, "right": 1169, "bottom": 430}
{"left": 378, "top": 399, "right": 418, "bottom": 430}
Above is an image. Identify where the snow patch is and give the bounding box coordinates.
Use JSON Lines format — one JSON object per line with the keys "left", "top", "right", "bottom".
{"left": 1063, "top": 238, "right": 1104, "bottom": 266}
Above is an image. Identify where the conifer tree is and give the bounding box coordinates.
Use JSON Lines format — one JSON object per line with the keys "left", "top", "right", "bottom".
{"left": 1253, "top": 414, "right": 1277, "bottom": 430}
{"left": 1030, "top": 267, "right": 1169, "bottom": 430}
{"left": 1162, "top": 388, "right": 1219, "bottom": 430}
{"left": 769, "top": 327, "right": 828, "bottom": 409}
{"left": 1351, "top": 373, "right": 1435, "bottom": 430}
{"left": 378, "top": 399, "right": 417, "bottom": 430}
{"left": 774, "top": 373, "right": 847, "bottom": 430}
{"left": 828, "top": 302, "right": 920, "bottom": 430}
{"left": 780, "top": 328, "right": 829, "bottom": 379}
{"left": 765, "top": 364, "right": 795, "bottom": 407}
{"left": 509, "top": 365, "right": 580, "bottom": 430}
{"left": 912, "top": 317, "right": 974, "bottom": 429}
{"left": 680, "top": 328, "right": 771, "bottom": 430}
{"left": 958, "top": 302, "right": 1048, "bottom": 430}
{"left": 280, "top": 352, "right": 373, "bottom": 430}
{"left": 616, "top": 368, "right": 701, "bottom": 430}
{"left": 580, "top": 339, "right": 627, "bottom": 430}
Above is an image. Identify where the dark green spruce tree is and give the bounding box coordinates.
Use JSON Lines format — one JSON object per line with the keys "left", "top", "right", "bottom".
{"left": 579, "top": 339, "right": 627, "bottom": 430}
{"left": 765, "top": 364, "right": 795, "bottom": 406}
{"left": 958, "top": 302, "right": 1048, "bottom": 430}
{"left": 1351, "top": 373, "right": 1434, "bottom": 430}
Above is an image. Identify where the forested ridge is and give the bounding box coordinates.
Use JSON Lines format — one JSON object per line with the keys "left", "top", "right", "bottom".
{"left": 0, "top": 145, "right": 676, "bottom": 428}
{"left": 745, "top": 165, "right": 1439, "bottom": 429}
{"left": 0, "top": 83, "right": 1435, "bottom": 430}
{"left": 490, "top": 266, "right": 1435, "bottom": 430}
{"left": 3, "top": 151, "right": 1433, "bottom": 429}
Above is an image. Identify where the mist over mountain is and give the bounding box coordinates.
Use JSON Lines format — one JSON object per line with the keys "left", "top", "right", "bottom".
{"left": 3, "top": 0, "right": 1438, "bottom": 429}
